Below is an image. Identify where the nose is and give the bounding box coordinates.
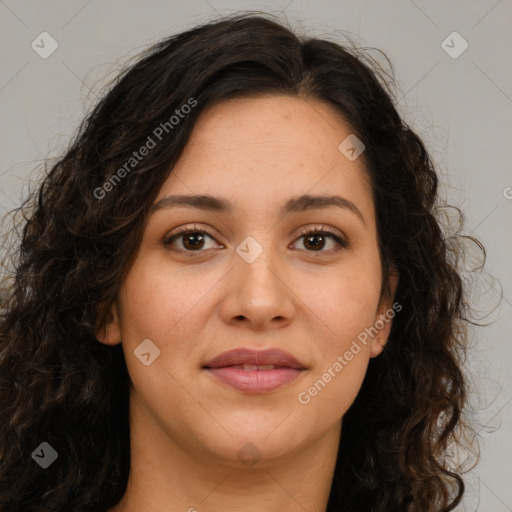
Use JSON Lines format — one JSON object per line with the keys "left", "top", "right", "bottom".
{"left": 219, "top": 243, "right": 295, "bottom": 331}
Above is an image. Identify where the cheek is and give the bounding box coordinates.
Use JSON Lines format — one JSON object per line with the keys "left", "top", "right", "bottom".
{"left": 299, "top": 257, "right": 382, "bottom": 342}
{"left": 118, "top": 256, "right": 208, "bottom": 340}
{"left": 117, "top": 255, "right": 226, "bottom": 386}
{"left": 295, "top": 291, "right": 376, "bottom": 425}
{"left": 293, "top": 257, "right": 381, "bottom": 412}
{"left": 300, "top": 352, "right": 370, "bottom": 419}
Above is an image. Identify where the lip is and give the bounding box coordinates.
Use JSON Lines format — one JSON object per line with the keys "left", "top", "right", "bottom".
{"left": 203, "top": 348, "right": 307, "bottom": 394}
{"left": 204, "top": 348, "right": 306, "bottom": 370}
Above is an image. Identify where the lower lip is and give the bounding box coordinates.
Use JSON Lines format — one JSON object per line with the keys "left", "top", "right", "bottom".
{"left": 205, "top": 367, "right": 304, "bottom": 393}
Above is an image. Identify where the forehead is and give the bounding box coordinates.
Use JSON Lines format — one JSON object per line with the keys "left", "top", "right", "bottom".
{"left": 181, "top": 94, "right": 359, "bottom": 160}
{"left": 156, "top": 95, "right": 373, "bottom": 219}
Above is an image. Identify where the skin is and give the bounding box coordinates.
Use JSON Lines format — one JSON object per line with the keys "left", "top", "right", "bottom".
{"left": 98, "top": 95, "right": 397, "bottom": 512}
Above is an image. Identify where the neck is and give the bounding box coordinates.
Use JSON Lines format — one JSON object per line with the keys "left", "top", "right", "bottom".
{"left": 110, "top": 391, "right": 341, "bottom": 512}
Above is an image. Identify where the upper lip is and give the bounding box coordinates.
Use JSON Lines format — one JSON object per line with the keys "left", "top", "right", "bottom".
{"left": 203, "top": 348, "right": 306, "bottom": 370}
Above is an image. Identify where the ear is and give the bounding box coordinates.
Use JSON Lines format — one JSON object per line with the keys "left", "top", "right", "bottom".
{"left": 370, "top": 266, "right": 399, "bottom": 358}
{"left": 95, "top": 300, "right": 122, "bottom": 346}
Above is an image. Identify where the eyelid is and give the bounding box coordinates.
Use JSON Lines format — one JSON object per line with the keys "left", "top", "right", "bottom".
{"left": 294, "top": 224, "right": 347, "bottom": 242}
{"left": 163, "top": 223, "right": 222, "bottom": 246}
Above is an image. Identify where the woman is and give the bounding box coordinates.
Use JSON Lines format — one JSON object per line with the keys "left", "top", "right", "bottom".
{"left": 0, "top": 12, "right": 482, "bottom": 512}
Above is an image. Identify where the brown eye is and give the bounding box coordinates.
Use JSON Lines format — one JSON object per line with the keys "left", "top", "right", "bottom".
{"left": 303, "top": 233, "right": 329, "bottom": 251}
{"left": 163, "top": 228, "right": 220, "bottom": 254}
{"left": 162, "top": 224, "right": 347, "bottom": 257}
{"left": 293, "top": 228, "right": 348, "bottom": 253}
{"left": 178, "top": 232, "right": 206, "bottom": 250}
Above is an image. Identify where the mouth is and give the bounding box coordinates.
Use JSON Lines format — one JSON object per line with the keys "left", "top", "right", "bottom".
{"left": 203, "top": 348, "right": 307, "bottom": 394}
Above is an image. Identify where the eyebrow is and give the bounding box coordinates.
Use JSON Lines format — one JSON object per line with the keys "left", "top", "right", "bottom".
{"left": 150, "top": 193, "right": 366, "bottom": 226}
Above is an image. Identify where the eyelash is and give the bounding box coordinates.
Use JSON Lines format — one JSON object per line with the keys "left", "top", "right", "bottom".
{"left": 163, "top": 224, "right": 348, "bottom": 257}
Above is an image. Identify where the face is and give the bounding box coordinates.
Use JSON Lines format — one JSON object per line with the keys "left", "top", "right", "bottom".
{"left": 98, "top": 95, "right": 396, "bottom": 468}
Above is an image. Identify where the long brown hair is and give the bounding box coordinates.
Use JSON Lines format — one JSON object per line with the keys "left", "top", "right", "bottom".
{"left": 0, "top": 12, "right": 483, "bottom": 511}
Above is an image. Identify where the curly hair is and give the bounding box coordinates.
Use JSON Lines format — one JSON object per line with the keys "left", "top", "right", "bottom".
{"left": 0, "top": 12, "right": 484, "bottom": 512}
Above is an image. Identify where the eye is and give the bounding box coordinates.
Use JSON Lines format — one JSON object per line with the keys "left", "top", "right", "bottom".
{"left": 162, "top": 224, "right": 348, "bottom": 256}
{"left": 163, "top": 224, "right": 221, "bottom": 255}
{"left": 291, "top": 225, "right": 348, "bottom": 253}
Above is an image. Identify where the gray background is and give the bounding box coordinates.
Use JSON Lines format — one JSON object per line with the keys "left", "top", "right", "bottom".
{"left": 0, "top": 1, "right": 510, "bottom": 510}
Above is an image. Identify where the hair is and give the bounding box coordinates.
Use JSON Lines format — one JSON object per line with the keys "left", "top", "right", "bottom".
{"left": 0, "top": 11, "right": 484, "bottom": 512}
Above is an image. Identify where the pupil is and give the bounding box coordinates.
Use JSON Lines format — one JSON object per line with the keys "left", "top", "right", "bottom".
{"left": 305, "top": 234, "right": 324, "bottom": 250}
{"left": 184, "top": 233, "right": 204, "bottom": 250}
